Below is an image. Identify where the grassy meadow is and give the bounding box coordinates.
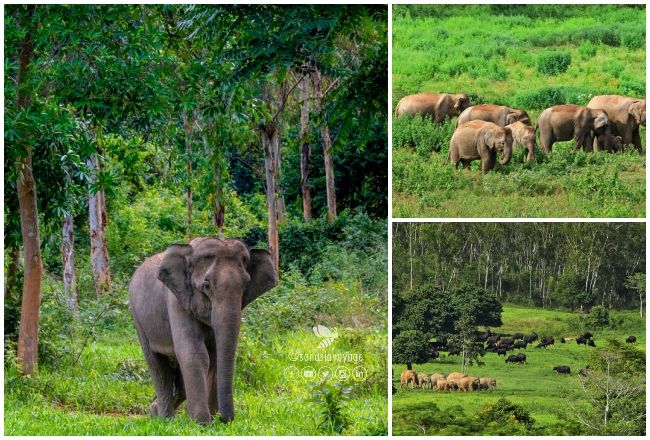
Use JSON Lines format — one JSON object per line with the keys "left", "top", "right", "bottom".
{"left": 392, "top": 5, "right": 646, "bottom": 218}
{"left": 392, "top": 305, "right": 646, "bottom": 435}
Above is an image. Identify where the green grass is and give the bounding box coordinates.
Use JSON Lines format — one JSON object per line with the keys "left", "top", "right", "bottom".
{"left": 392, "top": 305, "right": 645, "bottom": 435}
{"left": 5, "top": 323, "right": 388, "bottom": 435}
{"left": 392, "top": 5, "right": 646, "bottom": 218}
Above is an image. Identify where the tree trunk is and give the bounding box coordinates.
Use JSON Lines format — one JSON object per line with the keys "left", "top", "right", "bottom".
{"left": 62, "top": 171, "right": 77, "bottom": 312}
{"left": 261, "top": 126, "right": 280, "bottom": 277}
{"left": 214, "top": 162, "right": 225, "bottom": 235}
{"left": 183, "top": 110, "right": 193, "bottom": 240}
{"left": 312, "top": 66, "right": 337, "bottom": 224}
{"left": 87, "top": 154, "right": 111, "bottom": 296}
{"left": 299, "top": 71, "right": 312, "bottom": 221}
{"left": 15, "top": 5, "right": 42, "bottom": 376}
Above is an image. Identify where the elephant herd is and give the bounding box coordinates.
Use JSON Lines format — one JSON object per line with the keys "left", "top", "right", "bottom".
{"left": 400, "top": 370, "right": 496, "bottom": 392}
{"left": 395, "top": 92, "right": 647, "bottom": 174}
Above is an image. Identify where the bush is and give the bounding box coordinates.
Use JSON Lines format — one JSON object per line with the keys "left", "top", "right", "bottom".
{"left": 537, "top": 51, "right": 571, "bottom": 75}
{"left": 578, "top": 41, "right": 597, "bottom": 59}
{"left": 513, "top": 87, "right": 566, "bottom": 110}
{"left": 587, "top": 305, "right": 610, "bottom": 329}
{"left": 392, "top": 115, "right": 455, "bottom": 156}
{"left": 479, "top": 398, "right": 535, "bottom": 430}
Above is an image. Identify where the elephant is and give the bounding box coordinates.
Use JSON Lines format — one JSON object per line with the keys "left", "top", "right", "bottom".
{"left": 596, "top": 131, "right": 623, "bottom": 153}
{"left": 395, "top": 92, "right": 471, "bottom": 123}
{"left": 457, "top": 104, "right": 531, "bottom": 127}
{"left": 436, "top": 380, "right": 457, "bottom": 391}
{"left": 449, "top": 120, "right": 513, "bottom": 173}
{"left": 458, "top": 376, "right": 481, "bottom": 391}
{"left": 129, "top": 238, "right": 277, "bottom": 424}
{"left": 479, "top": 377, "right": 497, "bottom": 390}
{"left": 430, "top": 373, "right": 446, "bottom": 389}
{"left": 417, "top": 373, "right": 432, "bottom": 389}
{"left": 587, "top": 95, "right": 646, "bottom": 153}
{"left": 446, "top": 371, "right": 467, "bottom": 385}
{"left": 400, "top": 369, "right": 419, "bottom": 388}
{"left": 536, "top": 104, "right": 609, "bottom": 154}
{"left": 506, "top": 121, "right": 536, "bottom": 162}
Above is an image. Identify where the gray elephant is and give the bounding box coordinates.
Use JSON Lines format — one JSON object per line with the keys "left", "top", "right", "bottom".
{"left": 449, "top": 120, "right": 513, "bottom": 173}
{"left": 129, "top": 238, "right": 277, "bottom": 424}
{"left": 395, "top": 92, "right": 470, "bottom": 123}
{"left": 506, "top": 121, "right": 536, "bottom": 162}
{"left": 596, "top": 131, "right": 623, "bottom": 153}
{"left": 536, "top": 104, "right": 609, "bottom": 154}
{"left": 587, "top": 95, "right": 646, "bottom": 153}
{"left": 457, "top": 104, "right": 531, "bottom": 127}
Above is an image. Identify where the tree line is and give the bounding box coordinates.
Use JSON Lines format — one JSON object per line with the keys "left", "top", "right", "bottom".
{"left": 393, "top": 222, "right": 645, "bottom": 313}
{"left": 4, "top": 5, "right": 387, "bottom": 376}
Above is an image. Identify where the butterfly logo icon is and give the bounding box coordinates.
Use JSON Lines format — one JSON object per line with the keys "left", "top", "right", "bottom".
{"left": 312, "top": 325, "right": 339, "bottom": 349}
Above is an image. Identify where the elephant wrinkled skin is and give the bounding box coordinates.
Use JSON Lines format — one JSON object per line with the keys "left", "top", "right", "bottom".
{"left": 129, "top": 238, "right": 277, "bottom": 424}
{"left": 536, "top": 104, "right": 609, "bottom": 154}
{"left": 449, "top": 120, "right": 513, "bottom": 173}
{"left": 457, "top": 104, "right": 531, "bottom": 127}
{"left": 587, "top": 95, "right": 646, "bottom": 153}
{"left": 506, "top": 121, "right": 536, "bottom": 162}
{"left": 395, "top": 92, "right": 470, "bottom": 123}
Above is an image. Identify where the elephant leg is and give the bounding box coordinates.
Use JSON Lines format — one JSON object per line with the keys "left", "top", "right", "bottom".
{"left": 434, "top": 112, "right": 446, "bottom": 124}
{"left": 176, "top": 342, "right": 212, "bottom": 424}
{"left": 172, "top": 366, "right": 186, "bottom": 410}
{"left": 207, "top": 339, "right": 218, "bottom": 416}
{"left": 482, "top": 151, "right": 495, "bottom": 174}
{"left": 632, "top": 127, "right": 642, "bottom": 153}
{"left": 540, "top": 130, "right": 554, "bottom": 154}
{"left": 461, "top": 160, "right": 471, "bottom": 170}
{"left": 147, "top": 353, "right": 178, "bottom": 418}
{"left": 582, "top": 132, "right": 594, "bottom": 153}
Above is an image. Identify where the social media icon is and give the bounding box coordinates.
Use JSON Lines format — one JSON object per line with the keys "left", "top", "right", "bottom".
{"left": 335, "top": 366, "right": 350, "bottom": 380}
{"left": 352, "top": 366, "right": 366, "bottom": 381}
{"left": 284, "top": 366, "right": 299, "bottom": 380}
{"left": 302, "top": 366, "right": 316, "bottom": 380}
{"left": 318, "top": 366, "right": 333, "bottom": 379}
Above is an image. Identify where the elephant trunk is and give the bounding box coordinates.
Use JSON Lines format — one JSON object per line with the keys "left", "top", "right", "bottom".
{"left": 213, "top": 303, "right": 242, "bottom": 423}
{"left": 499, "top": 142, "right": 512, "bottom": 165}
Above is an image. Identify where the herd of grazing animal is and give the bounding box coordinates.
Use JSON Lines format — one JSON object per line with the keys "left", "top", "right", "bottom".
{"left": 395, "top": 92, "right": 646, "bottom": 174}
{"left": 400, "top": 331, "right": 640, "bottom": 391}
{"left": 400, "top": 369, "right": 496, "bottom": 392}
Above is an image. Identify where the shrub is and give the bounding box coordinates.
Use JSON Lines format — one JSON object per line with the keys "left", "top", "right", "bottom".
{"left": 479, "top": 398, "right": 535, "bottom": 430}
{"left": 513, "top": 87, "right": 566, "bottom": 110}
{"left": 537, "top": 51, "right": 571, "bottom": 75}
{"left": 578, "top": 41, "right": 597, "bottom": 59}
{"left": 587, "top": 305, "right": 610, "bottom": 329}
{"left": 392, "top": 115, "right": 455, "bottom": 156}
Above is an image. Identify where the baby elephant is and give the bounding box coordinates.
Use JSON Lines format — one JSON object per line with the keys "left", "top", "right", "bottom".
{"left": 595, "top": 131, "right": 623, "bottom": 152}
{"left": 436, "top": 380, "right": 458, "bottom": 391}
{"left": 400, "top": 370, "right": 419, "bottom": 388}
{"left": 449, "top": 120, "right": 513, "bottom": 174}
{"left": 536, "top": 104, "right": 609, "bottom": 154}
{"left": 506, "top": 121, "right": 536, "bottom": 162}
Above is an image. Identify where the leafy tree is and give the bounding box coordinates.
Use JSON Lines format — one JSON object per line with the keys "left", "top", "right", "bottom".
{"left": 479, "top": 398, "right": 535, "bottom": 433}
{"left": 587, "top": 305, "right": 610, "bottom": 329}
{"left": 392, "top": 330, "right": 429, "bottom": 370}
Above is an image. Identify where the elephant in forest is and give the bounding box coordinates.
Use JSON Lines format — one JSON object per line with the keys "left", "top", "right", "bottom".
{"left": 436, "top": 380, "right": 458, "bottom": 391}
{"left": 417, "top": 373, "right": 432, "bottom": 389}
{"left": 449, "top": 120, "right": 513, "bottom": 173}
{"left": 479, "top": 377, "right": 497, "bottom": 390}
{"left": 457, "top": 104, "right": 531, "bottom": 127}
{"left": 536, "top": 104, "right": 609, "bottom": 154}
{"left": 587, "top": 95, "right": 646, "bottom": 153}
{"left": 129, "top": 238, "right": 277, "bottom": 424}
{"left": 400, "top": 369, "right": 419, "bottom": 388}
{"left": 458, "top": 376, "right": 481, "bottom": 391}
{"left": 506, "top": 121, "right": 536, "bottom": 162}
{"left": 395, "top": 92, "right": 471, "bottom": 123}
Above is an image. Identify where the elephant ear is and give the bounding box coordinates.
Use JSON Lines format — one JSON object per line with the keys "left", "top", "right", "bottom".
{"left": 243, "top": 249, "right": 278, "bottom": 309}
{"left": 506, "top": 112, "right": 518, "bottom": 125}
{"left": 629, "top": 101, "right": 645, "bottom": 124}
{"left": 476, "top": 127, "right": 489, "bottom": 153}
{"left": 158, "top": 244, "right": 194, "bottom": 312}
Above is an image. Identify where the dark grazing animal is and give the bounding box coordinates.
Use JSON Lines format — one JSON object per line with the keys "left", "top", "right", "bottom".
{"left": 506, "top": 353, "right": 526, "bottom": 364}
{"left": 579, "top": 368, "right": 591, "bottom": 377}
{"left": 495, "top": 348, "right": 507, "bottom": 356}
{"left": 560, "top": 337, "right": 566, "bottom": 343}
{"left": 528, "top": 332, "right": 538, "bottom": 342}
{"left": 431, "top": 349, "right": 440, "bottom": 360}
{"left": 553, "top": 365, "right": 571, "bottom": 374}
{"left": 587, "top": 339, "right": 596, "bottom": 347}
{"left": 581, "top": 332, "right": 593, "bottom": 339}
{"left": 576, "top": 336, "right": 588, "bottom": 345}
{"left": 516, "top": 353, "right": 526, "bottom": 363}
{"left": 626, "top": 335, "right": 637, "bottom": 344}
{"left": 512, "top": 333, "right": 524, "bottom": 340}
{"left": 513, "top": 340, "right": 527, "bottom": 349}
{"left": 536, "top": 336, "right": 555, "bottom": 348}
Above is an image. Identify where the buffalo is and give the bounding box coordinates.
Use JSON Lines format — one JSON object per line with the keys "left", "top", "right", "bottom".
{"left": 626, "top": 335, "right": 637, "bottom": 344}
{"left": 553, "top": 365, "right": 571, "bottom": 374}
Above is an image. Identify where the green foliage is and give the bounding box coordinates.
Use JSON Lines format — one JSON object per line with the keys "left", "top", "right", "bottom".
{"left": 513, "top": 87, "right": 566, "bottom": 110}
{"left": 310, "top": 381, "right": 354, "bottom": 434}
{"left": 392, "top": 116, "right": 455, "bottom": 156}
{"left": 392, "top": 330, "right": 430, "bottom": 367}
{"left": 578, "top": 41, "right": 597, "bottom": 59}
{"left": 479, "top": 398, "right": 535, "bottom": 430}
{"left": 537, "top": 51, "right": 571, "bottom": 75}
{"left": 587, "top": 305, "right": 610, "bottom": 329}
